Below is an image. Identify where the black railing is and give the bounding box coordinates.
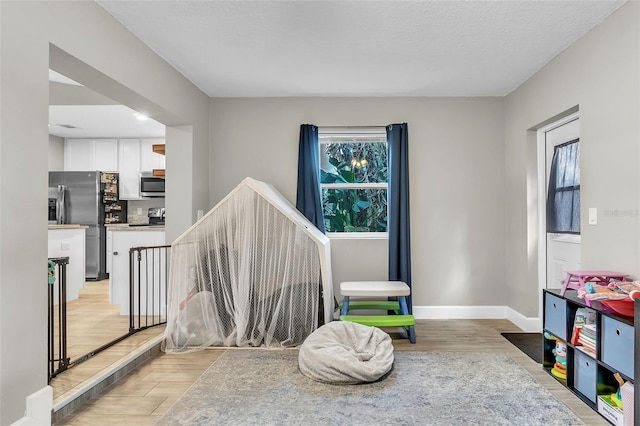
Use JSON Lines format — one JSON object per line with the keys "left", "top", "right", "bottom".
{"left": 129, "top": 245, "right": 171, "bottom": 332}
{"left": 48, "top": 257, "right": 70, "bottom": 382}
{"left": 47, "top": 245, "right": 170, "bottom": 380}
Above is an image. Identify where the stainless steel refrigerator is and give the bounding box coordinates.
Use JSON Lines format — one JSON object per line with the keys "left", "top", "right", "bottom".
{"left": 48, "top": 171, "right": 126, "bottom": 280}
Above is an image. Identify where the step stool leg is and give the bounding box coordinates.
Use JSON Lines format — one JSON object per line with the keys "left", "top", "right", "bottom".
{"left": 340, "top": 296, "right": 350, "bottom": 316}
{"left": 408, "top": 325, "right": 416, "bottom": 344}
{"left": 398, "top": 296, "right": 410, "bottom": 315}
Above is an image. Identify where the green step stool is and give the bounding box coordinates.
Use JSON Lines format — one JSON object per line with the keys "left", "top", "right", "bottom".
{"left": 339, "top": 281, "right": 416, "bottom": 344}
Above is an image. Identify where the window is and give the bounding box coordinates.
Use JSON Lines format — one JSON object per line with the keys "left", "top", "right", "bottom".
{"left": 546, "top": 139, "right": 580, "bottom": 234}
{"left": 318, "top": 127, "right": 388, "bottom": 234}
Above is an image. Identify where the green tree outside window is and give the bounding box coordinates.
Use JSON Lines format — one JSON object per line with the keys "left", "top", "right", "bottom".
{"left": 319, "top": 141, "right": 388, "bottom": 233}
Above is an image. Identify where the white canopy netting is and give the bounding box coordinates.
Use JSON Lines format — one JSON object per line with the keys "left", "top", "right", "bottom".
{"left": 163, "top": 178, "right": 333, "bottom": 352}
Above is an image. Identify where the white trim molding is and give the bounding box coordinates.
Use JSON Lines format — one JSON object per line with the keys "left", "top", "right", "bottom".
{"left": 506, "top": 307, "right": 542, "bottom": 332}
{"left": 11, "top": 386, "right": 52, "bottom": 426}
{"left": 413, "top": 305, "right": 541, "bottom": 333}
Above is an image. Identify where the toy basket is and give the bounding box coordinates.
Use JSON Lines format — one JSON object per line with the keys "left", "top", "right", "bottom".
{"left": 600, "top": 299, "right": 634, "bottom": 317}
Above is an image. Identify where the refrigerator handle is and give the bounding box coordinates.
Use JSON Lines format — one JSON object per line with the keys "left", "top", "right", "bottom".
{"left": 57, "top": 185, "right": 66, "bottom": 224}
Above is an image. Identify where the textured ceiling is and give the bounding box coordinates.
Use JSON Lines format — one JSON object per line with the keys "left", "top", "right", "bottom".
{"left": 97, "top": 0, "right": 625, "bottom": 97}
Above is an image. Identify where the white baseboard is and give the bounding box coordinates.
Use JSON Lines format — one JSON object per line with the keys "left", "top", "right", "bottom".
{"left": 413, "top": 305, "right": 507, "bottom": 319}
{"left": 413, "top": 305, "right": 542, "bottom": 332}
{"left": 506, "top": 307, "right": 542, "bottom": 333}
{"left": 11, "top": 386, "right": 52, "bottom": 426}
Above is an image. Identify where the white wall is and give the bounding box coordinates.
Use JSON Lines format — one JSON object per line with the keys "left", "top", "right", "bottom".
{"left": 209, "top": 97, "right": 506, "bottom": 308}
{"left": 48, "top": 135, "right": 64, "bottom": 171}
{"left": 0, "top": 2, "right": 209, "bottom": 423}
{"left": 504, "top": 1, "right": 640, "bottom": 316}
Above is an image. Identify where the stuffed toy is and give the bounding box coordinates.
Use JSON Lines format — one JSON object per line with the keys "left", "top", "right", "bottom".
{"left": 48, "top": 260, "right": 56, "bottom": 285}
{"left": 544, "top": 332, "right": 568, "bottom": 380}
{"left": 550, "top": 338, "right": 567, "bottom": 380}
{"left": 578, "top": 283, "right": 627, "bottom": 301}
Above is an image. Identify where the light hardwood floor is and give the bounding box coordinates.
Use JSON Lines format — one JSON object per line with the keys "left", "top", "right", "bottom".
{"left": 50, "top": 279, "right": 165, "bottom": 400}
{"left": 52, "top": 280, "right": 131, "bottom": 363}
{"left": 53, "top": 318, "right": 609, "bottom": 425}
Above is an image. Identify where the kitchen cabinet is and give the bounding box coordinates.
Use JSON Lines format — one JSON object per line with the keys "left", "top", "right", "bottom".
{"left": 65, "top": 138, "right": 166, "bottom": 200}
{"left": 140, "top": 138, "right": 165, "bottom": 172}
{"left": 64, "top": 139, "right": 118, "bottom": 172}
{"left": 48, "top": 226, "right": 87, "bottom": 303}
{"left": 118, "top": 139, "right": 142, "bottom": 199}
{"left": 93, "top": 139, "right": 119, "bottom": 172}
{"left": 118, "top": 138, "right": 165, "bottom": 200}
{"left": 64, "top": 139, "right": 92, "bottom": 171}
{"left": 109, "top": 227, "right": 165, "bottom": 315}
{"left": 106, "top": 227, "right": 113, "bottom": 273}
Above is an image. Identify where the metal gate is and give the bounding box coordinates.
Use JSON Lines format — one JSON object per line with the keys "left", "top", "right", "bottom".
{"left": 47, "top": 245, "right": 170, "bottom": 382}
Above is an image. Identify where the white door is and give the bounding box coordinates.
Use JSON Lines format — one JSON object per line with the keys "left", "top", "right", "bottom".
{"left": 544, "top": 116, "right": 581, "bottom": 289}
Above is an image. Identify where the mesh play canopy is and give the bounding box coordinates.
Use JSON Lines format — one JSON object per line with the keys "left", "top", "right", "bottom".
{"left": 163, "top": 178, "right": 333, "bottom": 352}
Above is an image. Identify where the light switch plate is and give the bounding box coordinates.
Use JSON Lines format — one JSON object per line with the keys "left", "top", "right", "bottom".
{"left": 588, "top": 208, "right": 597, "bottom": 225}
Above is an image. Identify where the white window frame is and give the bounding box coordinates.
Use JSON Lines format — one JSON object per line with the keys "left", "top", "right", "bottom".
{"left": 318, "top": 127, "right": 389, "bottom": 239}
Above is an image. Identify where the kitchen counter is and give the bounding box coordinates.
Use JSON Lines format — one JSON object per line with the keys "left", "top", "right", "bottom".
{"left": 48, "top": 224, "right": 89, "bottom": 230}
{"left": 107, "top": 224, "right": 165, "bottom": 232}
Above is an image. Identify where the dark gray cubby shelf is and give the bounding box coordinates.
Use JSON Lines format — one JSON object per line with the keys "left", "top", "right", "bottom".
{"left": 542, "top": 288, "right": 636, "bottom": 424}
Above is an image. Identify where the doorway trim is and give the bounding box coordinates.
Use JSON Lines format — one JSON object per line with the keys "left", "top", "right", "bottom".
{"left": 536, "top": 110, "right": 580, "bottom": 323}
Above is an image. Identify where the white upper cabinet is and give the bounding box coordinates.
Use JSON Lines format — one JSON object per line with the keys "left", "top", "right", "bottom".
{"left": 64, "top": 139, "right": 118, "bottom": 172}
{"left": 65, "top": 138, "right": 165, "bottom": 200}
{"left": 93, "top": 139, "right": 118, "bottom": 172}
{"left": 140, "top": 139, "right": 165, "bottom": 172}
{"left": 118, "top": 139, "right": 142, "bottom": 200}
{"left": 64, "top": 139, "right": 93, "bottom": 171}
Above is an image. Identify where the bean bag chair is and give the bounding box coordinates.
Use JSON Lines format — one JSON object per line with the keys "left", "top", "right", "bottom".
{"left": 298, "top": 321, "right": 394, "bottom": 384}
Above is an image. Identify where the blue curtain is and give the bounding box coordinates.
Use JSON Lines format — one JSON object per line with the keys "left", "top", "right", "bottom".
{"left": 296, "top": 124, "right": 326, "bottom": 233}
{"left": 546, "top": 139, "right": 580, "bottom": 234}
{"left": 387, "top": 123, "right": 412, "bottom": 313}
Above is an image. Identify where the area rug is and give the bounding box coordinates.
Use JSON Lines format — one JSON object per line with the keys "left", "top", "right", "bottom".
{"left": 157, "top": 350, "right": 583, "bottom": 425}
{"left": 501, "top": 332, "right": 543, "bottom": 364}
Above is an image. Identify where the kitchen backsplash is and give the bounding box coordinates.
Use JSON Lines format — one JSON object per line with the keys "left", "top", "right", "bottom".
{"left": 127, "top": 199, "right": 165, "bottom": 224}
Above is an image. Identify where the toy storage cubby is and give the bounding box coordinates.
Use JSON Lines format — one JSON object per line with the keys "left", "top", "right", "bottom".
{"left": 543, "top": 289, "right": 636, "bottom": 425}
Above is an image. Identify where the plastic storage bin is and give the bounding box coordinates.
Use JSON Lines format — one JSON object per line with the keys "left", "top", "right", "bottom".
{"left": 601, "top": 316, "right": 634, "bottom": 379}
{"left": 574, "top": 350, "right": 597, "bottom": 403}
{"left": 544, "top": 293, "right": 567, "bottom": 340}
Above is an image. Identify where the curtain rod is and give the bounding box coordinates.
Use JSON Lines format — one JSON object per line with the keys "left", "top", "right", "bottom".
{"left": 318, "top": 125, "right": 387, "bottom": 134}
{"left": 318, "top": 125, "right": 387, "bottom": 128}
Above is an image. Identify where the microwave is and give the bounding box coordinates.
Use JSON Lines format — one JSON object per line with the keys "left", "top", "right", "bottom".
{"left": 140, "top": 172, "right": 165, "bottom": 197}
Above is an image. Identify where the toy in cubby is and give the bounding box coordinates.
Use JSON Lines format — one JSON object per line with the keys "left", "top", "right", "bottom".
{"left": 610, "top": 372, "right": 625, "bottom": 409}
{"left": 544, "top": 332, "right": 567, "bottom": 381}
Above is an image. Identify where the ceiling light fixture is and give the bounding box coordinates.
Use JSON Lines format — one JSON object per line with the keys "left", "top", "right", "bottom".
{"left": 134, "top": 113, "right": 149, "bottom": 121}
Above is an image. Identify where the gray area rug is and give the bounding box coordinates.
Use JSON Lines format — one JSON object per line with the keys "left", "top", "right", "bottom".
{"left": 158, "top": 350, "right": 584, "bottom": 425}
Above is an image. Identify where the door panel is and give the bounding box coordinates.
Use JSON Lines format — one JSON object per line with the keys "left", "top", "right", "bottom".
{"left": 545, "top": 118, "right": 580, "bottom": 288}
{"left": 65, "top": 172, "right": 99, "bottom": 225}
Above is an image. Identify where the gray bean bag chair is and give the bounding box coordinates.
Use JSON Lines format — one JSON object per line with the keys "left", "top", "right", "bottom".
{"left": 298, "top": 321, "right": 394, "bottom": 384}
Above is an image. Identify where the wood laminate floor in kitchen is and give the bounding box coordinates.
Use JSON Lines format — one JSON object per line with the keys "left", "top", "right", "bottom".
{"left": 53, "top": 280, "right": 130, "bottom": 362}
{"left": 53, "top": 316, "right": 608, "bottom": 425}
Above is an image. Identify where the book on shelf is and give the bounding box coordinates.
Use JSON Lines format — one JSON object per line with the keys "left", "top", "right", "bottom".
{"left": 597, "top": 394, "right": 624, "bottom": 426}
{"left": 571, "top": 308, "right": 597, "bottom": 350}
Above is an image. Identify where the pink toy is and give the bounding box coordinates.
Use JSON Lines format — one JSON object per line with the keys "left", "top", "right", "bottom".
{"left": 561, "top": 270, "right": 627, "bottom": 296}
